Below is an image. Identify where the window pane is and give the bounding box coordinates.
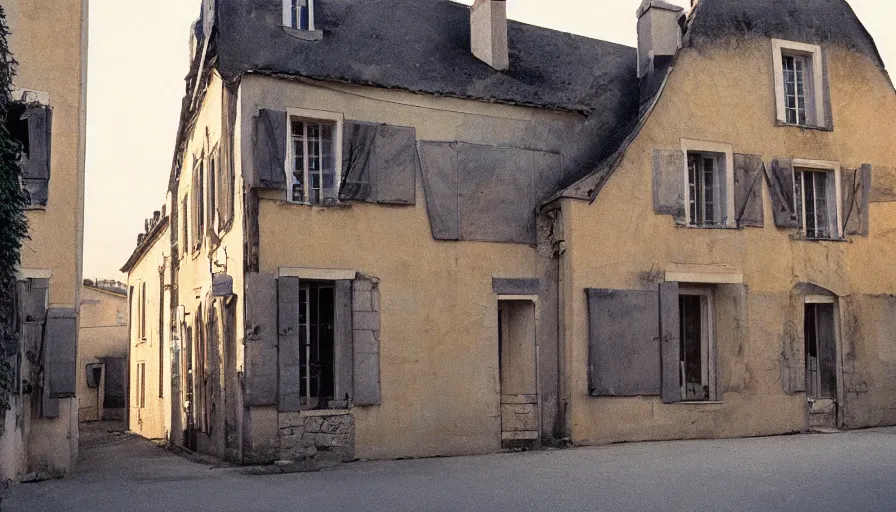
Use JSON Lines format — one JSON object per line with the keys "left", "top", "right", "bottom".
{"left": 291, "top": 122, "right": 305, "bottom": 202}
{"left": 794, "top": 171, "right": 804, "bottom": 230}
{"left": 813, "top": 172, "right": 829, "bottom": 239}
{"left": 702, "top": 157, "right": 715, "bottom": 225}
{"left": 687, "top": 154, "right": 699, "bottom": 227}
{"left": 795, "top": 58, "right": 807, "bottom": 125}
{"left": 805, "top": 171, "right": 817, "bottom": 237}
{"left": 783, "top": 55, "right": 797, "bottom": 124}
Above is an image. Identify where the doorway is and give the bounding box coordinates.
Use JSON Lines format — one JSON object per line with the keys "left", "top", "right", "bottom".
{"left": 498, "top": 299, "right": 539, "bottom": 449}
{"left": 805, "top": 300, "right": 838, "bottom": 429}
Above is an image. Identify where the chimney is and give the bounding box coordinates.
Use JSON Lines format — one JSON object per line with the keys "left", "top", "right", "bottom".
{"left": 636, "top": 0, "right": 685, "bottom": 79}
{"left": 471, "top": 0, "right": 509, "bottom": 71}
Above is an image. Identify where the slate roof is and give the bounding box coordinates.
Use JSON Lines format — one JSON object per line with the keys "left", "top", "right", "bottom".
{"left": 216, "top": 0, "right": 639, "bottom": 114}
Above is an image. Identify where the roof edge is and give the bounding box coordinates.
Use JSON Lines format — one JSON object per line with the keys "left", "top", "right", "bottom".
{"left": 120, "top": 216, "right": 170, "bottom": 274}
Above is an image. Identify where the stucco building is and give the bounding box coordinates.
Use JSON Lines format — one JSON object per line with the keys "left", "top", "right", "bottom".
{"left": 122, "top": 0, "right": 896, "bottom": 466}
{"left": 77, "top": 280, "right": 128, "bottom": 423}
{"left": 0, "top": 0, "right": 88, "bottom": 479}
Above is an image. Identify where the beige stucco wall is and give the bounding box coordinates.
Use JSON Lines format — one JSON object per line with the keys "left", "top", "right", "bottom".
{"left": 77, "top": 286, "right": 128, "bottom": 422}
{"left": 562, "top": 38, "right": 896, "bottom": 445}
{"left": 2, "top": 0, "right": 87, "bottom": 479}
{"left": 240, "top": 75, "right": 575, "bottom": 459}
{"left": 126, "top": 225, "right": 171, "bottom": 441}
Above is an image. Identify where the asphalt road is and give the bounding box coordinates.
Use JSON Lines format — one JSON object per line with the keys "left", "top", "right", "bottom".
{"left": 7, "top": 423, "right": 896, "bottom": 512}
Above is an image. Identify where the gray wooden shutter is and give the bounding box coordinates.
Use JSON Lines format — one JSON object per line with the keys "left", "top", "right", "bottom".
{"left": 374, "top": 124, "right": 417, "bottom": 205}
{"left": 418, "top": 142, "right": 460, "bottom": 240}
{"left": 733, "top": 154, "right": 765, "bottom": 228}
{"left": 586, "top": 289, "right": 661, "bottom": 396}
{"left": 254, "top": 109, "right": 287, "bottom": 189}
{"left": 765, "top": 158, "right": 799, "bottom": 228}
{"left": 340, "top": 121, "right": 377, "bottom": 201}
{"left": 277, "top": 276, "right": 302, "bottom": 412}
{"left": 781, "top": 292, "right": 806, "bottom": 395}
{"left": 652, "top": 150, "right": 685, "bottom": 225}
{"left": 842, "top": 165, "right": 871, "bottom": 236}
{"left": 18, "top": 278, "right": 48, "bottom": 358}
{"left": 45, "top": 308, "right": 77, "bottom": 398}
{"left": 659, "top": 281, "right": 681, "bottom": 404}
{"left": 21, "top": 106, "right": 52, "bottom": 207}
{"left": 352, "top": 276, "right": 381, "bottom": 406}
{"left": 333, "top": 280, "right": 353, "bottom": 404}
{"left": 244, "top": 273, "right": 279, "bottom": 406}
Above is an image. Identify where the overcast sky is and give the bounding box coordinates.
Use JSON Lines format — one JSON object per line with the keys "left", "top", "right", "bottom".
{"left": 82, "top": 0, "right": 895, "bottom": 280}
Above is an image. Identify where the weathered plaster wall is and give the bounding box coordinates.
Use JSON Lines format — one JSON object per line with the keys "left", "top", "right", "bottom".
{"left": 127, "top": 226, "right": 171, "bottom": 441}
{"left": 77, "top": 286, "right": 128, "bottom": 422}
{"left": 2, "top": 0, "right": 87, "bottom": 478}
{"left": 240, "top": 75, "right": 565, "bottom": 460}
{"left": 562, "top": 38, "right": 896, "bottom": 445}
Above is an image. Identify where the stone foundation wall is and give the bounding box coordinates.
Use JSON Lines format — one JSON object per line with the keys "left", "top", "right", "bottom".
{"left": 278, "top": 410, "right": 354, "bottom": 462}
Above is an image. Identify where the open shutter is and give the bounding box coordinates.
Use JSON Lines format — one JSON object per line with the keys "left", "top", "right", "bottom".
{"left": 21, "top": 106, "right": 52, "bottom": 206}
{"left": 244, "top": 273, "right": 279, "bottom": 406}
{"left": 659, "top": 281, "right": 681, "bottom": 404}
{"left": 652, "top": 150, "right": 685, "bottom": 225}
{"left": 586, "top": 289, "right": 661, "bottom": 396}
{"left": 333, "top": 280, "right": 353, "bottom": 405}
{"left": 18, "top": 278, "right": 48, "bottom": 358}
{"left": 254, "top": 109, "right": 287, "bottom": 189}
{"left": 733, "top": 154, "right": 765, "bottom": 228}
{"left": 277, "top": 276, "right": 302, "bottom": 412}
{"left": 765, "top": 158, "right": 799, "bottom": 229}
{"left": 842, "top": 165, "right": 871, "bottom": 236}
{"left": 352, "top": 276, "right": 381, "bottom": 406}
{"left": 340, "top": 121, "right": 377, "bottom": 201}
{"left": 340, "top": 121, "right": 418, "bottom": 205}
{"left": 418, "top": 142, "right": 460, "bottom": 240}
{"left": 45, "top": 308, "right": 77, "bottom": 398}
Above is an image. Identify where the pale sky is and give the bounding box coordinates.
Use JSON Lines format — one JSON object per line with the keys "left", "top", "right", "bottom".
{"left": 82, "top": 0, "right": 896, "bottom": 280}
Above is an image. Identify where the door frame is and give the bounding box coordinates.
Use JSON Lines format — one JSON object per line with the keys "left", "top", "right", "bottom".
{"left": 804, "top": 294, "right": 844, "bottom": 429}
{"left": 497, "top": 295, "right": 541, "bottom": 447}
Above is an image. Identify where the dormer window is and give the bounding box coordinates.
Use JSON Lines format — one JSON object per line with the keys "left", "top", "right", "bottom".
{"left": 283, "top": 0, "right": 314, "bottom": 31}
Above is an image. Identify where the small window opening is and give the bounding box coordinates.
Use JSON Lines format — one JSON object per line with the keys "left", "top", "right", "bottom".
{"left": 794, "top": 168, "right": 837, "bottom": 240}
{"left": 782, "top": 53, "right": 816, "bottom": 126}
{"left": 290, "top": 120, "right": 336, "bottom": 205}
{"left": 687, "top": 152, "right": 727, "bottom": 228}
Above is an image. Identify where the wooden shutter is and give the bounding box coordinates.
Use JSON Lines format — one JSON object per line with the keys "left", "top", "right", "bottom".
{"left": 352, "top": 276, "right": 381, "bottom": 406}
{"left": 340, "top": 121, "right": 377, "bottom": 201}
{"left": 652, "top": 150, "right": 686, "bottom": 225}
{"left": 254, "top": 109, "right": 287, "bottom": 189}
{"left": 841, "top": 165, "right": 871, "bottom": 236}
{"left": 21, "top": 105, "right": 52, "bottom": 206}
{"left": 765, "top": 158, "right": 799, "bottom": 229}
{"left": 333, "top": 280, "right": 353, "bottom": 404}
{"left": 733, "top": 154, "right": 765, "bottom": 228}
{"left": 418, "top": 142, "right": 460, "bottom": 241}
{"left": 18, "top": 278, "right": 48, "bottom": 358}
{"left": 586, "top": 289, "right": 661, "bottom": 396}
{"left": 340, "top": 121, "right": 418, "bottom": 205}
{"left": 244, "top": 273, "right": 279, "bottom": 406}
{"left": 781, "top": 292, "right": 806, "bottom": 395}
{"left": 659, "top": 281, "right": 681, "bottom": 404}
{"left": 277, "top": 276, "right": 302, "bottom": 412}
{"left": 45, "top": 308, "right": 77, "bottom": 398}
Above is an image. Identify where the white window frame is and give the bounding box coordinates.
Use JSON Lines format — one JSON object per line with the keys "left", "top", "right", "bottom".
{"left": 678, "top": 285, "right": 717, "bottom": 402}
{"left": 680, "top": 139, "right": 736, "bottom": 229}
{"left": 282, "top": 0, "right": 315, "bottom": 31}
{"left": 284, "top": 107, "right": 343, "bottom": 205}
{"left": 792, "top": 158, "right": 842, "bottom": 240}
{"left": 772, "top": 39, "right": 825, "bottom": 128}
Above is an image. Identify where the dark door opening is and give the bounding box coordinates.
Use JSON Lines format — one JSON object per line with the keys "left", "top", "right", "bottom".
{"left": 805, "top": 302, "right": 838, "bottom": 429}
{"left": 498, "top": 300, "right": 539, "bottom": 449}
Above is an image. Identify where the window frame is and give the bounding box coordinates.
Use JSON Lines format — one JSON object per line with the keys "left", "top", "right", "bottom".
{"left": 792, "top": 158, "right": 843, "bottom": 240}
{"left": 680, "top": 139, "right": 736, "bottom": 229}
{"left": 678, "top": 285, "right": 717, "bottom": 402}
{"left": 284, "top": 107, "right": 343, "bottom": 206}
{"left": 282, "top": 0, "right": 315, "bottom": 31}
{"left": 772, "top": 39, "right": 826, "bottom": 129}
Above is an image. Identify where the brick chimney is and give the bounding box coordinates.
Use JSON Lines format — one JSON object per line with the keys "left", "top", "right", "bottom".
{"left": 471, "top": 0, "right": 509, "bottom": 71}
{"left": 636, "top": 0, "right": 685, "bottom": 79}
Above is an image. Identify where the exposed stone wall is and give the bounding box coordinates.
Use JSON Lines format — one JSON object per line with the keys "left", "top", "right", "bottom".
{"left": 278, "top": 410, "right": 354, "bottom": 463}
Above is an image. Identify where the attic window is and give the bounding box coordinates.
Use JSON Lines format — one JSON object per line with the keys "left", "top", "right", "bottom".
{"left": 772, "top": 39, "right": 827, "bottom": 129}
{"left": 283, "top": 0, "right": 314, "bottom": 31}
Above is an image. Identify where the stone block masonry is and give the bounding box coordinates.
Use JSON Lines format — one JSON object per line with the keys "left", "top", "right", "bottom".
{"left": 278, "top": 410, "right": 355, "bottom": 463}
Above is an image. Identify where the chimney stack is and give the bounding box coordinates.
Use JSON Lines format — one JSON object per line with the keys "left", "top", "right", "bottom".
{"left": 470, "top": 0, "right": 509, "bottom": 71}
{"left": 636, "top": 0, "right": 685, "bottom": 79}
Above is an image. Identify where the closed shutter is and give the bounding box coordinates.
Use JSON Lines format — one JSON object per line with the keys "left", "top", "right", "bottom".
{"left": 45, "top": 308, "right": 77, "bottom": 398}
{"left": 277, "top": 276, "right": 302, "bottom": 412}
{"left": 733, "top": 154, "right": 765, "bottom": 228}
{"left": 586, "top": 289, "right": 661, "bottom": 396}
{"left": 340, "top": 121, "right": 418, "bottom": 205}
{"left": 765, "top": 158, "right": 799, "bottom": 228}
{"left": 21, "top": 106, "right": 52, "bottom": 207}
{"left": 352, "top": 276, "right": 381, "bottom": 406}
{"left": 841, "top": 165, "right": 871, "bottom": 236}
{"left": 17, "top": 278, "right": 48, "bottom": 358}
{"left": 254, "top": 109, "right": 287, "bottom": 189}
{"left": 659, "top": 281, "right": 681, "bottom": 404}
{"left": 781, "top": 292, "right": 806, "bottom": 395}
{"left": 652, "top": 150, "right": 686, "bottom": 225}
{"left": 244, "top": 273, "right": 278, "bottom": 406}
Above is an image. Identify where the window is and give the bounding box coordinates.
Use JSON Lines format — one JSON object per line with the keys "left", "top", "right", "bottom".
{"left": 793, "top": 161, "right": 841, "bottom": 240}
{"left": 139, "top": 282, "right": 147, "bottom": 340}
{"left": 5, "top": 100, "right": 52, "bottom": 207}
{"left": 136, "top": 362, "right": 146, "bottom": 409}
{"left": 283, "top": 0, "right": 314, "bottom": 31}
{"left": 289, "top": 120, "right": 337, "bottom": 205}
{"left": 772, "top": 39, "right": 826, "bottom": 128}
{"left": 208, "top": 151, "right": 217, "bottom": 233}
{"left": 681, "top": 140, "right": 735, "bottom": 228}
{"left": 181, "top": 196, "right": 189, "bottom": 257}
{"left": 158, "top": 271, "right": 165, "bottom": 398}
{"left": 296, "top": 281, "right": 335, "bottom": 408}
{"left": 678, "top": 287, "right": 716, "bottom": 402}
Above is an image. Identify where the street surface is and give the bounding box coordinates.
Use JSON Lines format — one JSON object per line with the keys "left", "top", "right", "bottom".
{"left": 7, "top": 422, "right": 896, "bottom": 512}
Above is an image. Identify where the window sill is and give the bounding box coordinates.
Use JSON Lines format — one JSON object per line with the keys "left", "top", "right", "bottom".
{"left": 292, "top": 408, "right": 351, "bottom": 417}
{"left": 675, "top": 401, "right": 724, "bottom": 405}
{"left": 774, "top": 121, "right": 833, "bottom": 132}
{"left": 683, "top": 224, "right": 737, "bottom": 230}
{"left": 281, "top": 26, "right": 323, "bottom": 41}
{"left": 281, "top": 200, "right": 350, "bottom": 210}
{"left": 790, "top": 234, "right": 848, "bottom": 243}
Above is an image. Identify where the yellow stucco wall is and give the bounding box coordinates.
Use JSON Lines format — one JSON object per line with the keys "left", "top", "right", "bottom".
{"left": 562, "top": 38, "right": 896, "bottom": 445}
{"left": 77, "top": 286, "right": 128, "bottom": 422}
{"left": 2, "top": 0, "right": 87, "bottom": 478}
{"left": 240, "top": 75, "right": 572, "bottom": 459}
